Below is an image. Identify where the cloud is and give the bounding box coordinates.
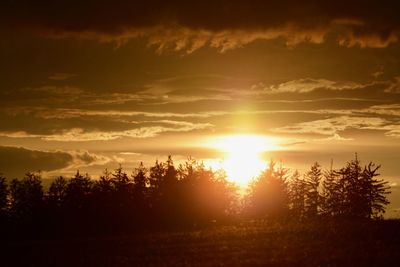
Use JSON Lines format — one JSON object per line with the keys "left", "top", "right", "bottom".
{"left": 48, "top": 73, "right": 77, "bottom": 81}
{"left": 361, "top": 104, "right": 400, "bottom": 117}
{"left": 0, "top": 80, "right": 229, "bottom": 109}
{"left": 119, "top": 152, "right": 142, "bottom": 156}
{"left": 69, "top": 150, "right": 110, "bottom": 166}
{"left": 0, "top": 131, "right": 42, "bottom": 139}
{"left": 2, "top": 1, "right": 400, "bottom": 52}
{"left": 26, "top": 86, "right": 83, "bottom": 96}
{"left": 42, "top": 122, "right": 213, "bottom": 142}
{"left": 142, "top": 25, "right": 327, "bottom": 54}
{"left": 17, "top": 108, "right": 213, "bottom": 120}
{"left": 0, "top": 120, "right": 213, "bottom": 141}
{"left": 384, "top": 77, "right": 400, "bottom": 93}
{"left": 273, "top": 115, "right": 400, "bottom": 138}
{"left": 371, "top": 66, "right": 384, "bottom": 79}
{"left": 385, "top": 125, "right": 400, "bottom": 138}
{"left": 252, "top": 78, "right": 367, "bottom": 94}
{"left": 0, "top": 86, "right": 84, "bottom": 106}
{"left": 0, "top": 146, "right": 73, "bottom": 178}
{"left": 3, "top": 103, "right": 399, "bottom": 138}
{"left": 0, "top": 146, "right": 114, "bottom": 178}
{"left": 322, "top": 133, "right": 354, "bottom": 141}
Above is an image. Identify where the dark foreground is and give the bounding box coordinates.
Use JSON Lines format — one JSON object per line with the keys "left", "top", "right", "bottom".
{"left": 1, "top": 220, "right": 399, "bottom": 267}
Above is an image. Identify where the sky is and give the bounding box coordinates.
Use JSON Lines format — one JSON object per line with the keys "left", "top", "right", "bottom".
{"left": 1, "top": 1, "right": 400, "bottom": 216}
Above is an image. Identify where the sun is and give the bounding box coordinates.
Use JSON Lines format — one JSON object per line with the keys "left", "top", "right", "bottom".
{"left": 206, "top": 135, "right": 277, "bottom": 187}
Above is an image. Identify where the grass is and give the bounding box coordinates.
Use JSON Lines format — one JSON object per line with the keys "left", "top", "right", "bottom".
{"left": 1, "top": 220, "right": 400, "bottom": 266}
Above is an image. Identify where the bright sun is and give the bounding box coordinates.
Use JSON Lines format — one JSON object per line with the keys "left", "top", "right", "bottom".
{"left": 206, "top": 135, "right": 277, "bottom": 187}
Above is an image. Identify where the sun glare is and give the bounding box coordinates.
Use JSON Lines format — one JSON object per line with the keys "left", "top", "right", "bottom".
{"left": 206, "top": 135, "right": 277, "bottom": 187}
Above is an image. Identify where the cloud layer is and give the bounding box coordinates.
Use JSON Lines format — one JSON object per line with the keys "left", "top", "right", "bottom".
{"left": 273, "top": 115, "right": 400, "bottom": 139}
{"left": 2, "top": 1, "right": 400, "bottom": 52}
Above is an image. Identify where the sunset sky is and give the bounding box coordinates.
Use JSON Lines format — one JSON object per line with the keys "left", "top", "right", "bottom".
{"left": 0, "top": 1, "right": 399, "bottom": 216}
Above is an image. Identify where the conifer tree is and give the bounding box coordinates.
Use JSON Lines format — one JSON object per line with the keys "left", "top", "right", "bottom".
{"left": 304, "top": 162, "right": 322, "bottom": 217}
{"left": 335, "top": 156, "right": 365, "bottom": 217}
{"left": 248, "top": 161, "right": 289, "bottom": 219}
{"left": 65, "top": 171, "right": 93, "bottom": 210}
{"left": 9, "top": 172, "right": 44, "bottom": 219}
{"left": 289, "top": 170, "right": 307, "bottom": 220}
{"left": 133, "top": 162, "right": 148, "bottom": 190}
{"left": 112, "top": 165, "right": 131, "bottom": 192}
{"left": 361, "top": 163, "right": 390, "bottom": 219}
{"left": 149, "top": 160, "right": 165, "bottom": 190}
{"left": 321, "top": 162, "right": 341, "bottom": 216}
{"left": 95, "top": 169, "right": 114, "bottom": 194}
{"left": 0, "top": 175, "right": 8, "bottom": 214}
{"left": 48, "top": 176, "right": 68, "bottom": 206}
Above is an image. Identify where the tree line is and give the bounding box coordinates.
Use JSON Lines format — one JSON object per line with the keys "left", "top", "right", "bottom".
{"left": 0, "top": 155, "right": 391, "bottom": 238}
{"left": 247, "top": 156, "right": 390, "bottom": 221}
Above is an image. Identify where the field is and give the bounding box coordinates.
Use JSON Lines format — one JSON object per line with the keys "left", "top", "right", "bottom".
{"left": 1, "top": 220, "right": 400, "bottom": 267}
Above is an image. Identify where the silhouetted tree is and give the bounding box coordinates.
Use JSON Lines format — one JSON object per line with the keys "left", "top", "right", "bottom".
{"left": 177, "top": 159, "right": 237, "bottom": 226}
{"left": 45, "top": 175, "right": 69, "bottom": 234}
{"left": 48, "top": 176, "right": 68, "bottom": 206}
{"left": 109, "top": 166, "right": 137, "bottom": 230}
{"left": 90, "top": 169, "right": 116, "bottom": 233}
{"left": 289, "top": 170, "right": 307, "bottom": 220}
{"left": 304, "top": 162, "right": 322, "bottom": 218}
{"left": 247, "top": 161, "right": 289, "bottom": 220}
{"left": 320, "top": 156, "right": 391, "bottom": 219}
{"left": 149, "top": 159, "right": 165, "bottom": 190}
{"left": 111, "top": 166, "right": 133, "bottom": 202}
{"left": 334, "top": 156, "right": 365, "bottom": 218}
{"left": 360, "top": 163, "right": 390, "bottom": 219}
{"left": 112, "top": 165, "right": 131, "bottom": 192}
{"left": 164, "top": 155, "right": 178, "bottom": 185}
{"left": 321, "top": 161, "right": 342, "bottom": 216}
{"left": 62, "top": 171, "right": 94, "bottom": 234}
{"left": 131, "top": 162, "right": 149, "bottom": 227}
{"left": 213, "top": 169, "right": 239, "bottom": 218}
{"left": 9, "top": 172, "right": 44, "bottom": 221}
{"left": 133, "top": 162, "right": 148, "bottom": 191}
{"left": 65, "top": 171, "right": 93, "bottom": 204}
{"left": 159, "top": 156, "right": 179, "bottom": 226}
{"left": 94, "top": 169, "right": 114, "bottom": 195}
{"left": 0, "top": 175, "right": 8, "bottom": 215}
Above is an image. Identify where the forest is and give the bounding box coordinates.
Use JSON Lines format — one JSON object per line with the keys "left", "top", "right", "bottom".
{"left": 0, "top": 154, "right": 391, "bottom": 239}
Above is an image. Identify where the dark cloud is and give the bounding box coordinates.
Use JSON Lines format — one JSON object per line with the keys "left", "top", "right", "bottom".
{"left": 0, "top": 146, "right": 73, "bottom": 178}
{"left": 2, "top": 1, "right": 398, "bottom": 32}
{"left": 1, "top": 1, "right": 400, "bottom": 51}
{"left": 0, "top": 146, "right": 112, "bottom": 178}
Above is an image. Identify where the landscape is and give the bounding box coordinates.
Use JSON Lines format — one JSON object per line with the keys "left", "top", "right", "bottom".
{"left": 1, "top": 1, "right": 400, "bottom": 266}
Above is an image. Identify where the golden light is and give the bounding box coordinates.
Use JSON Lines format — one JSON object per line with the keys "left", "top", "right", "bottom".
{"left": 206, "top": 134, "right": 278, "bottom": 187}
